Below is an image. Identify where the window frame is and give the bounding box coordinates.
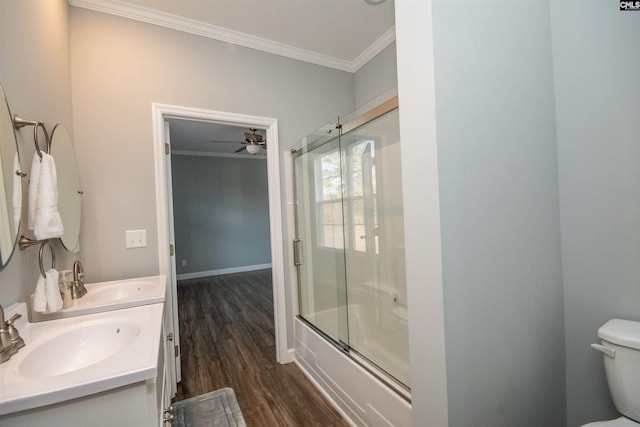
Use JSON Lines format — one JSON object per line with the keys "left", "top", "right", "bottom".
{"left": 314, "top": 139, "right": 376, "bottom": 252}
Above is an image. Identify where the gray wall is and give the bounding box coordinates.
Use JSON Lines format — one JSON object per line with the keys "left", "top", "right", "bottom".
{"left": 5, "top": 2, "right": 636, "bottom": 425}
{"left": 171, "top": 155, "right": 271, "bottom": 275}
{"left": 551, "top": 2, "right": 640, "bottom": 426}
{"left": 354, "top": 42, "right": 397, "bottom": 108}
{"left": 68, "top": 7, "right": 354, "bottom": 348}
{"left": 432, "top": 1, "right": 565, "bottom": 426}
{"left": 0, "top": 0, "right": 78, "bottom": 307}
{"left": 68, "top": 7, "right": 355, "bottom": 285}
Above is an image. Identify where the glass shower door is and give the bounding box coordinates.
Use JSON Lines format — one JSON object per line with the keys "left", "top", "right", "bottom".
{"left": 340, "top": 107, "right": 410, "bottom": 387}
{"left": 293, "top": 123, "right": 349, "bottom": 347}
{"left": 293, "top": 96, "right": 410, "bottom": 390}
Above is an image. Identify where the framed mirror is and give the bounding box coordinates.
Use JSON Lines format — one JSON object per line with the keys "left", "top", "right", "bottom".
{"left": 50, "top": 124, "right": 81, "bottom": 252}
{"left": 0, "top": 82, "right": 22, "bottom": 270}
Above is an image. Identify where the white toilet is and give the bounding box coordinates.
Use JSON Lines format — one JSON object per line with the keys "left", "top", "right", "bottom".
{"left": 583, "top": 319, "right": 640, "bottom": 427}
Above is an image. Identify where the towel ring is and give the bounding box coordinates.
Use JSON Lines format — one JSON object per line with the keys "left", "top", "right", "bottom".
{"left": 34, "top": 122, "right": 50, "bottom": 159}
{"left": 13, "top": 115, "right": 50, "bottom": 159}
{"left": 38, "top": 241, "right": 55, "bottom": 278}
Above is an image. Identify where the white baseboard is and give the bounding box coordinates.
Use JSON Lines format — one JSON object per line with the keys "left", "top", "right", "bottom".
{"left": 279, "top": 348, "right": 295, "bottom": 364}
{"left": 176, "top": 263, "right": 272, "bottom": 280}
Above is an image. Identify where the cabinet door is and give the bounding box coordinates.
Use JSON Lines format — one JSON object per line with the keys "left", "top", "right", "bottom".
{"left": 163, "top": 300, "right": 177, "bottom": 397}
{"left": 159, "top": 305, "right": 176, "bottom": 426}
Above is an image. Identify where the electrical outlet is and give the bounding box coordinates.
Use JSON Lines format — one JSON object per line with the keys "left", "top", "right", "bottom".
{"left": 125, "top": 229, "right": 147, "bottom": 248}
{"left": 181, "top": 259, "right": 187, "bottom": 266}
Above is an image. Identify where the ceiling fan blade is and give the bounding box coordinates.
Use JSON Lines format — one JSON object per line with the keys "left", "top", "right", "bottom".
{"left": 234, "top": 146, "right": 247, "bottom": 153}
{"left": 209, "top": 140, "right": 244, "bottom": 144}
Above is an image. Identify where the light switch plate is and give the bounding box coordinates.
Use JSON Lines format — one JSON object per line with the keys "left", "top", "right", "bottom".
{"left": 125, "top": 229, "right": 147, "bottom": 248}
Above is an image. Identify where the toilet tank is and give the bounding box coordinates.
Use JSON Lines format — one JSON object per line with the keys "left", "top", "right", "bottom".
{"left": 596, "top": 319, "right": 640, "bottom": 423}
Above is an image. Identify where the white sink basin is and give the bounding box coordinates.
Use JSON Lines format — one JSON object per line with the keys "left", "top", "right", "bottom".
{"left": 0, "top": 302, "right": 163, "bottom": 415}
{"left": 30, "top": 275, "right": 165, "bottom": 322}
{"left": 18, "top": 318, "right": 140, "bottom": 379}
{"left": 82, "top": 280, "right": 158, "bottom": 304}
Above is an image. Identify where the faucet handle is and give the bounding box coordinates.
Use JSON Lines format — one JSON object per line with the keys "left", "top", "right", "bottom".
{"left": 0, "top": 306, "right": 20, "bottom": 362}
{"left": 6, "top": 313, "right": 21, "bottom": 328}
{"left": 0, "top": 325, "right": 15, "bottom": 357}
{"left": 6, "top": 313, "right": 24, "bottom": 350}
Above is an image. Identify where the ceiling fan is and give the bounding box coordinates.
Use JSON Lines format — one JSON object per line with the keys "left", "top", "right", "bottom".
{"left": 209, "top": 128, "right": 267, "bottom": 154}
{"left": 235, "top": 128, "right": 267, "bottom": 154}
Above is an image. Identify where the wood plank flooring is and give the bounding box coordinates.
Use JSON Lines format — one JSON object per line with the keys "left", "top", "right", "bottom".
{"left": 174, "top": 269, "right": 348, "bottom": 427}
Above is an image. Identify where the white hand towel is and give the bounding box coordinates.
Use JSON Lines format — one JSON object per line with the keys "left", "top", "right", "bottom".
{"left": 31, "top": 153, "right": 64, "bottom": 240}
{"left": 44, "top": 268, "right": 62, "bottom": 312}
{"left": 27, "top": 152, "right": 41, "bottom": 230}
{"left": 33, "top": 274, "right": 47, "bottom": 313}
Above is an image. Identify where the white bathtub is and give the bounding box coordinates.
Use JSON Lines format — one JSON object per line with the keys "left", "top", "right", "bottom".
{"left": 294, "top": 304, "right": 411, "bottom": 426}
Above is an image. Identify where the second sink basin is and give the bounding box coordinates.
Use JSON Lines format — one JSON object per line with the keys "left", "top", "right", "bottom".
{"left": 30, "top": 275, "right": 166, "bottom": 322}
{"left": 82, "top": 280, "right": 159, "bottom": 304}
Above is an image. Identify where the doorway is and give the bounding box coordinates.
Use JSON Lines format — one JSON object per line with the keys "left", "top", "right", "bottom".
{"left": 152, "top": 104, "right": 290, "bottom": 393}
{"left": 168, "top": 119, "right": 272, "bottom": 281}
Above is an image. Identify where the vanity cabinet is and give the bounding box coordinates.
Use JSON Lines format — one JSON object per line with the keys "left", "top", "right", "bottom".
{"left": 0, "top": 303, "right": 170, "bottom": 427}
{"left": 0, "top": 333, "right": 167, "bottom": 427}
{"left": 158, "top": 305, "right": 175, "bottom": 425}
{"left": 0, "top": 380, "right": 160, "bottom": 426}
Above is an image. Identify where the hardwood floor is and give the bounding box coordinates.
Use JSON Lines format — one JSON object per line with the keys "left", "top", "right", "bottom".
{"left": 174, "top": 269, "right": 348, "bottom": 427}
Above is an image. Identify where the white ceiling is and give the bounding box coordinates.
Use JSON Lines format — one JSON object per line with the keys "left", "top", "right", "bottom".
{"left": 70, "top": 0, "right": 395, "bottom": 155}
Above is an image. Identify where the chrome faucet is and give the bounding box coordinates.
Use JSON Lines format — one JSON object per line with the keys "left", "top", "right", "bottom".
{"left": 6, "top": 313, "right": 24, "bottom": 350}
{"left": 71, "top": 260, "right": 87, "bottom": 299}
{"left": 0, "top": 305, "right": 23, "bottom": 364}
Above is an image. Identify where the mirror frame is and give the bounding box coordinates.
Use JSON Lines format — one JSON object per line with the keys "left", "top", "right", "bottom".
{"left": 50, "top": 123, "right": 81, "bottom": 252}
{"left": 0, "top": 82, "right": 22, "bottom": 271}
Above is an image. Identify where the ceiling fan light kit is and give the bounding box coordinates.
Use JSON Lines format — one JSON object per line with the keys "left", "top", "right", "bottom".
{"left": 245, "top": 144, "right": 263, "bottom": 155}
{"left": 239, "top": 128, "right": 266, "bottom": 154}
{"left": 213, "top": 127, "right": 266, "bottom": 154}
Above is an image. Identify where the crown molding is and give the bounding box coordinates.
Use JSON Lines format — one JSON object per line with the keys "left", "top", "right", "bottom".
{"left": 69, "top": 0, "right": 394, "bottom": 72}
{"left": 351, "top": 26, "right": 396, "bottom": 72}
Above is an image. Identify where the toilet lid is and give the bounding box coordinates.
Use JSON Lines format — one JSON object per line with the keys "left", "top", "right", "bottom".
{"left": 598, "top": 319, "right": 640, "bottom": 350}
{"left": 582, "top": 417, "right": 640, "bottom": 427}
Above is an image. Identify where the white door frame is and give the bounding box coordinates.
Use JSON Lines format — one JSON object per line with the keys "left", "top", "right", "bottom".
{"left": 152, "top": 103, "right": 290, "bottom": 378}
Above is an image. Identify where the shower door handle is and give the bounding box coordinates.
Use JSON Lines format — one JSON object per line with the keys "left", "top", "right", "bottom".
{"left": 293, "top": 239, "right": 302, "bottom": 266}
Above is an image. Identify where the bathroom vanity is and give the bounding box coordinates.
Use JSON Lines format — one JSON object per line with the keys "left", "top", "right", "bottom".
{"left": 0, "top": 299, "right": 172, "bottom": 426}
{"left": 0, "top": 81, "right": 174, "bottom": 426}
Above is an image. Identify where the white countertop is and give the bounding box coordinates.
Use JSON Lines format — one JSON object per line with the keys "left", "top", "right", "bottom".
{"left": 0, "top": 302, "right": 164, "bottom": 415}
{"left": 30, "top": 274, "right": 166, "bottom": 322}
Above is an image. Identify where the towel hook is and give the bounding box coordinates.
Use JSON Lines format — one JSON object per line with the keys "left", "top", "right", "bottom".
{"left": 13, "top": 114, "right": 49, "bottom": 159}
{"left": 38, "top": 241, "right": 55, "bottom": 278}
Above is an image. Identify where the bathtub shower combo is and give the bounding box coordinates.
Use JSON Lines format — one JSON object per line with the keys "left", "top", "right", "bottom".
{"left": 292, "top": 94, "right": 411, "bottom": 425}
